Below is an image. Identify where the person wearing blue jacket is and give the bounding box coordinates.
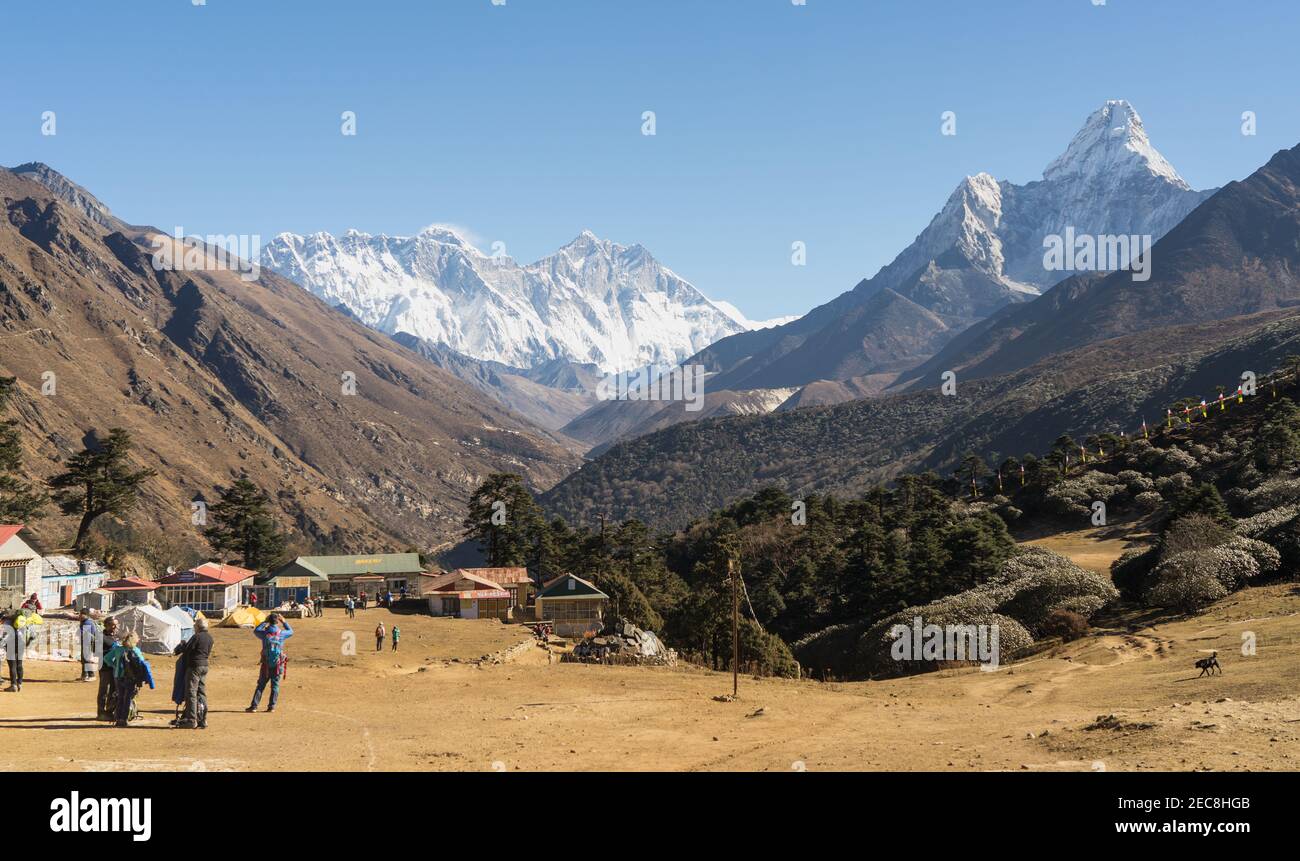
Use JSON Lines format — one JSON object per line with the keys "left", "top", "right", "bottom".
{"left": 246, "top": 614, "right": 293, "bottom": 713}
{"left": 104, "top": 632, "right": 155, "bottom": 727}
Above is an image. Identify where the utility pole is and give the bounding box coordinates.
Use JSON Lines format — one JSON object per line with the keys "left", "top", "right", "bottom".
{"left": 729, "top": 553, "right": 740, "bottom": 698}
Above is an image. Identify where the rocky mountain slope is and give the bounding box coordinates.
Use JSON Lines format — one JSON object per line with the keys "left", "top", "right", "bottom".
{"left": 690, "top": 101, "right": 1214, "bottom": 395}
{"left": 542, "top": 306, "right": 1300, "bottom": 530}
{"left": 0, "top": 165, "right": 581, "bottom": 554}
{"left": 899, "top": 141, "right": 1300, "bottom": 389}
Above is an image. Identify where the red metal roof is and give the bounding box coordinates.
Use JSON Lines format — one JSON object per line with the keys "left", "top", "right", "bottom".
{"left": 159, "top": 562, "right": 257, "bottom": 586}
{"left": 0, "top": 524, "right": 25, "bottom": 547}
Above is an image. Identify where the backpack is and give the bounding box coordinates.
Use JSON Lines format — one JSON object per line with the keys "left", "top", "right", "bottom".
{"left": 123, "top": 649, "right": 149, "bottom": 687}
{"left": 264, "top": 633, "right": 283, "bottom": 667}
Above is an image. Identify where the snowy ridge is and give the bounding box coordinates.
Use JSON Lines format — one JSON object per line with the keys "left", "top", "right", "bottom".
{"left": 262, "top": 228, "right": 762, "bottom": 373}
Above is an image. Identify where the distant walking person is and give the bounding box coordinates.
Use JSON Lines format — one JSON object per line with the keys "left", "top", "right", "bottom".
{"left": 173, "top": 616, "right": 213, "bottom": 729}
{"left": 374, "top": 621, "right": 385, "bottom": 652}
{"left": 391, "top": 625, "right": 400, "bottom": 652}
{"left": 359, "top": 591, "right": 368, "bottom": 611}
{"left": 344, "top": 594, "right": 355, "bottom": 619}
{"left": 1, "top": 613, "right": 27, "bottom": 692}
{"left": 104, "top": 632, "right": 154, "bottom": 726}
{"left": 97, "top": 617, "right": 121, "bottom": 719}
{"left": 247, "top": 614, "right": 293, "bottom": 713}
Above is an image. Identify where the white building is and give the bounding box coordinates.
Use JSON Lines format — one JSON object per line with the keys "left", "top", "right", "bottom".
{"left": 0, "top": 525, "right": 43, "bottom": 612}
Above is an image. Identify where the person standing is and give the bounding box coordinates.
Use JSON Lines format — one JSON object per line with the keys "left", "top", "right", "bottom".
{"left": 391, "top": 625, "right": 400, "bottom": 652}
{"left": 172, "top": 616, "right": 213, "bottom": 729}
{"left": 374, "top": 621, "right": 385, "bottom": 652}
{"left": 78, "top": 610, "right": 99, "bottom": 682}
{"left": 96, "top": 617, "right": 121, "bottom": 719}
{"left": 1, "top": 613, "right": 26, "bottom": 692}
{"left": 344, "top": 594, "right": 355, "bottom": 619}
{"left": 246, "top": 613, "right": 293, "bottom": 713}
{"left": 104, "top": 632, "right": 154, "bottom": 726}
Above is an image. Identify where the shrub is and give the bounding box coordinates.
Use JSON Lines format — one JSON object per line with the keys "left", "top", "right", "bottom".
{"left": 1157, "top": 447, "right": 1200, "bottom": 474}
{"left": 1159, "top": 514, "right": 1236, "bottom": 562}
{"left": 1145, "top": 547, "right": 1257, "bottom": 611}
{"left": 858, "top": 603, "right": 1032, "bottom": 678}
{"left": 851, "top": 547, "right": 1112, "bottom": 677}
{"left": 1235, "top": 504, "right": 1299, "bottom": 539}
{"left": 1144, "top": 565, "right": 1228, "bottom": 612}
{"left": 1237, "top": 477, "right": 1300, "bottom": 515}
{"left": 1111, "top": 545, "right": 1158, "bottom": 599}
{"left": 991, "top": 552, "right": 1119, "bottom": 632}
{"left": 1038, "top": 608, "right": 1089, "bottom": 642}
{"left": 1044, "top": 471, "right": 1127, "bottom": 518}
{"left": 1229, "top": 536, "right": 1281, "bottom": 576}
{"left": 1134, "top": 491, "right": 1164, "bottom": 512}
{"left": 739, "top": 619, "right": 800, "bottom": 678}
{"left": 1155, "top": 472, "right": 1193, "bottom": 496}
{"left": 1200, "top": 547, "right": 1260, "bottom": 589}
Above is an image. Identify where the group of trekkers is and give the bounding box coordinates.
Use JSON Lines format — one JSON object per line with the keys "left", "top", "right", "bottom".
{"left": 341, "top": 587, "right": 409, "bottom": 620}
{"left": 5, "top": 585, "right": 411, "bottom": 726}
{"left": 50, "top": 609, "right": 295, "bottom": 729}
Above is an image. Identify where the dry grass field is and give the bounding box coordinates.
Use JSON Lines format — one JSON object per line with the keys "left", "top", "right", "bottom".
{"left": 2, "top": 570, "right": 1298, "bottom": 773}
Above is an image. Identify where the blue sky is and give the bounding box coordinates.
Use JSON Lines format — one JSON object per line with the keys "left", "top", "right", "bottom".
{"left": 3, "top": 0, "right": 1297, "bottom": 319}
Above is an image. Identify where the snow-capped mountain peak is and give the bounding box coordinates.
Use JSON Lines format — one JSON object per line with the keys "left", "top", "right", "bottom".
{"left": 1043, "top": 99, "right": 1188, "bottom": 189}
{"left": 261, "top": 228, "right": 765, "bottom": 373}
{"left": 844, "top": 101, "right": 1213, "bottom": 319}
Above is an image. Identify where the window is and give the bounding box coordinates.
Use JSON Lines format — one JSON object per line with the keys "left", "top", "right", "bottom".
{"left": 163, "top": 585, "right": 220, "bottom": 612}
{"left": 1, "top": 564, "right": 27, "bottom": 589}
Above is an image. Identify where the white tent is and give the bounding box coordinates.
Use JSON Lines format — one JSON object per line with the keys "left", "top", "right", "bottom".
{"left": 162, "top": 606, "right": 195, "bottom": 643}
{"left": 109, "top": 604, "right": 183, "bottom": 655}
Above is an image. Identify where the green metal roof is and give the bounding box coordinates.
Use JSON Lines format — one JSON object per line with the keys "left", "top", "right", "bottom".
{"left": 537, "top": 574, "right": 607, "bottom": 600}
{"left": 274, "top": 553, "right": 424, "bottom": 581}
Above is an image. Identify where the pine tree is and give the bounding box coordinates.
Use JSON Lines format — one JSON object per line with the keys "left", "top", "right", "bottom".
{"left": 203, "top": 477, "right": 287, "bottom": 571}
{"left": 0, "top": 377, "right": 47, "bottom": 524}
{"left": 48, "top": 428, "right": 155, "bottom": 550}
{"left": 462, "top": 473, "right": 546, "bottom": 567}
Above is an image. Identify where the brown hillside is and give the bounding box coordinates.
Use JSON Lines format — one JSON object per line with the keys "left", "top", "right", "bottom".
{"left": 0, "top": 166, "right": 580, "bottom": 556}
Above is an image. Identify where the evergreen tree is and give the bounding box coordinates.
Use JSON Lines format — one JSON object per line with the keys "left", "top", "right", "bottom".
{"left": 1166, "top": 482, "right": 1232, "bottom": 527}
{"left": 0, "top": 377, "right": 47, "bottom": 524}
{"left": 203, "top": 477, "right": 288, "bottom": 571}
{"left": 462, "top": 473, "right": 546, "bottom": 567}
{"left": 48, "top": 428, "right": 155, "bottom": 550}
